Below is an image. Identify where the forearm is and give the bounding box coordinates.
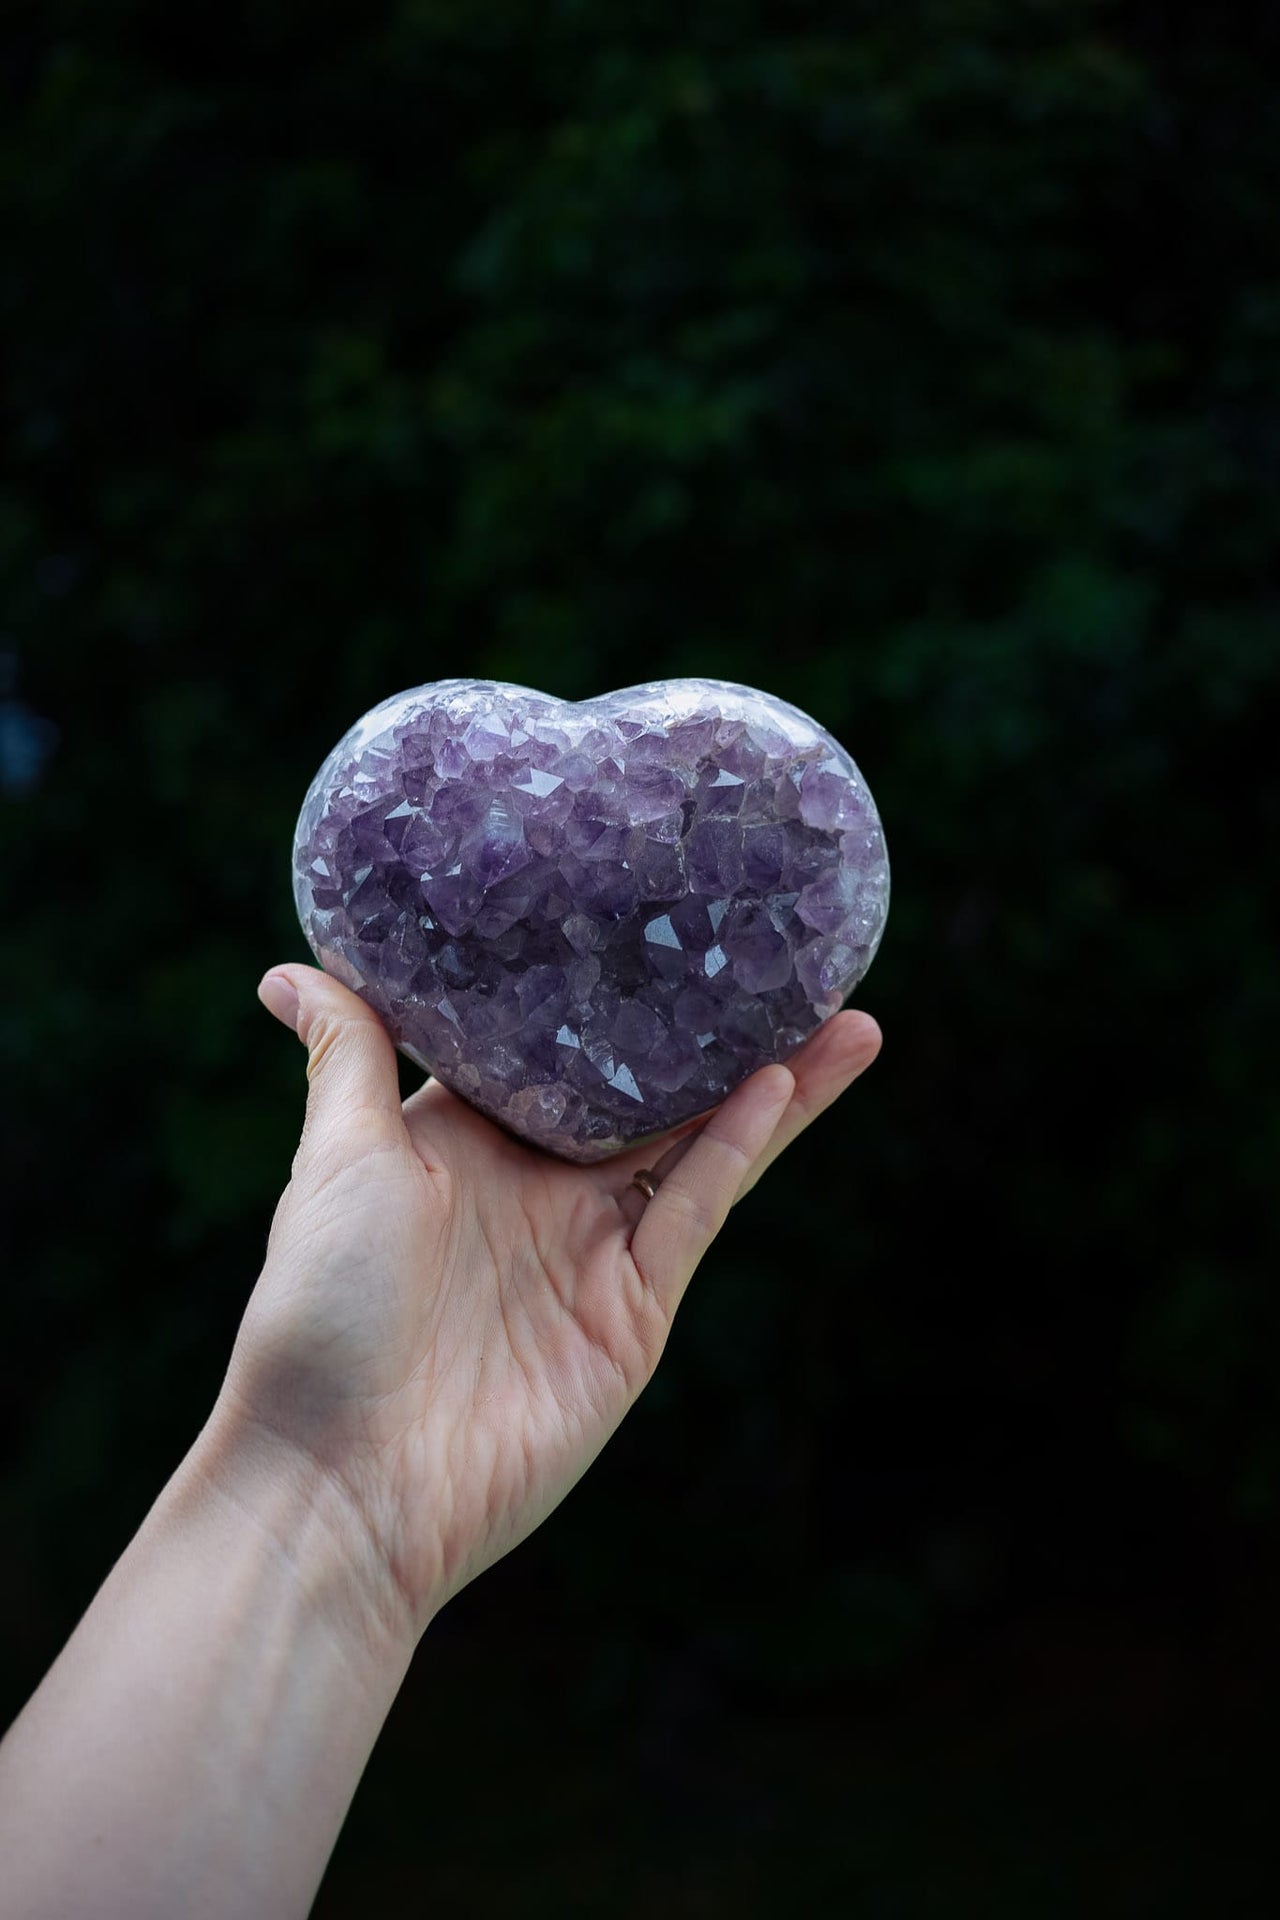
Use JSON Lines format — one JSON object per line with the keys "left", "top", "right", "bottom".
{"left": 0, "top": 1407, "right": 416, "bottom": 1920}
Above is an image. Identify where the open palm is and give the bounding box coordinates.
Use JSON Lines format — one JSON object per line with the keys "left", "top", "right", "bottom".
{"left": 227, "top": 964, "right": 881, "bottom": 1637}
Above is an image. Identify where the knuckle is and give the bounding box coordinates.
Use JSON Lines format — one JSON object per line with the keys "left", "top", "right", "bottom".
{"left": 664, "top": 1182, "right": 721, "bottom": 1243}
{"left": 303, "top": 1011, "right": 344, "bottom": 1079}
{"left": 303, "top": 1006, "right": 375, "bottom": 1082}
{"left": 714, "top": 1133, "right": 754, "bottom": 1177}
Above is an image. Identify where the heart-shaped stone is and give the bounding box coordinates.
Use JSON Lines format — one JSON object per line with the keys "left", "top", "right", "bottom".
{"left": 292, "top": 679, "right": 889, "bottom": 1162}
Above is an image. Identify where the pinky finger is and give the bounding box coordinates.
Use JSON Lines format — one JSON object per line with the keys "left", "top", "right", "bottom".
{"left": 629, "top": 1063, "right": 794, "bottom": 1319}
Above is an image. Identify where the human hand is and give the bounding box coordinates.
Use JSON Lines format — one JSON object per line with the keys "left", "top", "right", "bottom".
{"left": 217, "top": 965, "right": 881, "bottom": 1647}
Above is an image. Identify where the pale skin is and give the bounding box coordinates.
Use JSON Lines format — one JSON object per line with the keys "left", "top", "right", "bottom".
{"left": 0, "top": 965, "right": 881, "bottom": 1920}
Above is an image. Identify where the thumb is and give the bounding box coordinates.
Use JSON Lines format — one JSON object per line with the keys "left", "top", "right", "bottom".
{"left": 258, "top": 963, "right": 405, "bottom": 1151}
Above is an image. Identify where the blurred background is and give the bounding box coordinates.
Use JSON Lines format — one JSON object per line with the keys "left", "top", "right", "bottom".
{"left": 3, "top": 2, "right": 1279, "bottom": 1913}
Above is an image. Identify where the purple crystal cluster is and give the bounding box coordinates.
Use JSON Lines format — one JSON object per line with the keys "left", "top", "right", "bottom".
{"left": 292, "top": 679, "right": 889, "bottom": 1162}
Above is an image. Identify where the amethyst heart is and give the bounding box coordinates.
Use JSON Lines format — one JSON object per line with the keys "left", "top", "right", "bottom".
{"left": 292, "top": 679, "right": 889, "bottom": 1162}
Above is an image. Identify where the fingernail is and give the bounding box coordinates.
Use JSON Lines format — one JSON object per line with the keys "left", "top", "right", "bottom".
{"left": 257, "top": 972, "right": 300, "bottom": 1031}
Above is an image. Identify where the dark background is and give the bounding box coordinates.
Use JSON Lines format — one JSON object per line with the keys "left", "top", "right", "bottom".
{"left": 3, "top": 2, "right": 1279, "bottom": 1913}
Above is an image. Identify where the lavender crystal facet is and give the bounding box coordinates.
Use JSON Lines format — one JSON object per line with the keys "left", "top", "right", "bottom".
{"left": 292, "top": 679, "right": 889, "bottom": 1162}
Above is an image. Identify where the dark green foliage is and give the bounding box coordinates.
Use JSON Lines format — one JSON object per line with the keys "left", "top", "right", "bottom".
{"left": 3, "top": 2, "right": 1278, "bottom": 1910}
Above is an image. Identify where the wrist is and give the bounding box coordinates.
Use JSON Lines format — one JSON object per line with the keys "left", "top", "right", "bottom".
{"left": 187, "top": 1395, "right": 423, "bottom": 1672}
